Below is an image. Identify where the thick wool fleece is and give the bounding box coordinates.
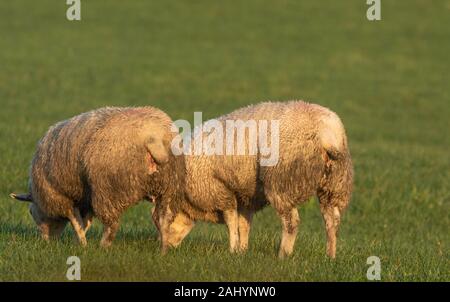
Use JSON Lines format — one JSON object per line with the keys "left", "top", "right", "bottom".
{"left": 172, "top": 101, "right": 352, "bottom": 221}
{"left": 27, "top": 106, "right": 185, "bottom": 243}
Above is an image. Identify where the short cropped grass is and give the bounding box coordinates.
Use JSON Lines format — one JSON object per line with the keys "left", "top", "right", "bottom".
{"left": 0, "top": 0, "right": 448, "bottom": 281}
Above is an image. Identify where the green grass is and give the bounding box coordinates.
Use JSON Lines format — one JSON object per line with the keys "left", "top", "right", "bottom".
{"left": 0, "top": 0, "right": 449, "bottom": 281}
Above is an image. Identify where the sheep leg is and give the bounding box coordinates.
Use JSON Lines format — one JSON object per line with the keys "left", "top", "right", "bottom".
{"left": 238, "top": 208, "right": 253, "bottom": 252}
{"left": 320, "top": 203, "right": 340, "bottom": 259}
{"left": 333, "top": 206, "right": 341, "bottom": 236}
{"left": 67, "top": 208, "right": 87, "bottom": 247}
{"left": 82, "top": 211, "right": 94, "bottom": 233}
{"left": 39, "top": 224, "right": 51, "bottom": 242}
{"left": 49, "top": 220, "right": 68, "bottom": 239}
{"left": 100, "top": 222, "right": 120, "bottom": 248}
{"left": 277, "top": 207, "right": 300, "bottom": 258}
{"left": 151, "top": 206, "right": 161, "bottom": 241}
{"left": 223, "top": 209, "right": 239, "bottom": 253}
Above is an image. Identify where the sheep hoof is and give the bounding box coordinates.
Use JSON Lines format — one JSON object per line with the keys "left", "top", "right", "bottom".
{"left": 327, "top": 251, "right": 336, "bottom": 259}
{"left": 161, "top": 246, "right": 169, "bottom": 256}
{"left": 80, "top": 239, "right": 87, "bottom": 247}
{"left": 237, "top": 247, "right": 248, "bottom": 254}
{"left": 278, "top": 250, "right": 292, "bottom": 259}
{"left": 229, "top": 247, "right": 239, "bottom": 254}
{"left": 100, "top": 240, "right": 112, "bottom": 249}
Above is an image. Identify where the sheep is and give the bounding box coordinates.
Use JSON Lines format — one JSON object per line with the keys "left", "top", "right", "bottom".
{"left": 10, "top": 106, "right": 185, "bottom": 247}
{"left": 155, "top": 101, "right": 353, "bottom": 258}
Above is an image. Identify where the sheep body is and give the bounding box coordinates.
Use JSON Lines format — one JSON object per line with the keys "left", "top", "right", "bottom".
{"left": 160, "top": 101, "right": 353, "bottom": 258}
{"left": 13, "top": 106, "right": 185, "bottom": 246}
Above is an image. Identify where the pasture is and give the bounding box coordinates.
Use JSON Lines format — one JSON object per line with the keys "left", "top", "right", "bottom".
{"left": 0, "top": 0, "right": 448, "bottom": 281}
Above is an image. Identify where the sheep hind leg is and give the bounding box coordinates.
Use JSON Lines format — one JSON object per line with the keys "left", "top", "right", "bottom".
{"left": 67, "top": 208, "right": 87, "bottom": 247}
{"left": 319, "top": 201, "right": 340, "bottom": 259}
{"left": 223, "top": 209, "right": 239, "bottom": 253}
{"left": 277, "top": 207, "right": 300, "bottom": 259}
{"left": 238, "top": 208, "right": 253, "bottom": 252}
{"left": 100, "top": 222, "right": 120, "bottom": 248}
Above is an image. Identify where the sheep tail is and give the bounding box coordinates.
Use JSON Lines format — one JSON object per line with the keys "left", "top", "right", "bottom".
{"left": 9, "top": 192, "right": 33, "bottom": 202}
{"left": 318, "top": 113, "right": 347, "bottom": 161}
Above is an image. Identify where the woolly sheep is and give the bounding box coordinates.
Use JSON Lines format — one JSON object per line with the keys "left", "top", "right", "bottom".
{"left": 10, "top": 106, "right": 185, "bottom": 247}
{"left": 155, "top": 101, "right": 353, "bottom": 258}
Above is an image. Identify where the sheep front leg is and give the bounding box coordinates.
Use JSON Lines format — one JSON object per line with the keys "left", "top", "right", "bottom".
{"left": 277, "top": 207, "right": 300, "bottom": 258}
{"left": 67, "top": 208, "right": 87, "bottom": 247}
{"left": 82, "top": 211, "right": 94, "bottom": 233}
{"left": 223, "top": 209, "right": 239, "bottom": 253}
{"left": 100, "top": 222, "right": 120, "bottom": 248}
{"left": 238, "top": 208, "right": 253, "bottom": 252}
{"left": 320, "top": 203, "right": 340, "bottom": 259}
{"left": 151, "top": 206, "right": 161, "bottom": 241}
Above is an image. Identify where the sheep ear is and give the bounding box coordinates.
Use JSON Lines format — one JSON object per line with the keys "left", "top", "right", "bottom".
{"left": 9, "top": 193, "right": 33, "bottom": 202}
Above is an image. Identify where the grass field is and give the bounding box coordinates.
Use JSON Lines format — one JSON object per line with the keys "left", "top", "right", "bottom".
{"left": 0, "top": 0, "right": 449, "bottom": 281}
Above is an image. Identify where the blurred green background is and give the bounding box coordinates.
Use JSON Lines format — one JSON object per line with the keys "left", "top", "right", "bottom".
{"left": 0, "top": 0, "right": 448, "bottom": 281}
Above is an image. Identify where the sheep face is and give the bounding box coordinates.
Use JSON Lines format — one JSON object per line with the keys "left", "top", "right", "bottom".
{"left": 157, "top": 206, "right": 194, "bottom": 253}
{"left": 29, "top": 203, "right": 68, "bottom": 241}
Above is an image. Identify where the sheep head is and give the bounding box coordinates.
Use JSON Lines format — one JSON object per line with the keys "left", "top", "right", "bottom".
{"left": 10, "top": 193, "right": 67, "bottom": 240}
{"left": 154, "top": 204, "right": 194, "bottom": 254}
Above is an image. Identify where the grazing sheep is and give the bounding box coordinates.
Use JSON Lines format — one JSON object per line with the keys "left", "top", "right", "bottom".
{"left": 10, "top": 106, "right": 185, "bottom": 247}
{"left": 156, "top": 101, "right": 353, "bottom": 258}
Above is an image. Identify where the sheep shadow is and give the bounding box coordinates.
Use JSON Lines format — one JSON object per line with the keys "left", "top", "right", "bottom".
{"left": 0, "top": 222, "right": 40, "bottom": 239}
{"left": 0, "top": 221, "right": 160, "bottom": 246}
